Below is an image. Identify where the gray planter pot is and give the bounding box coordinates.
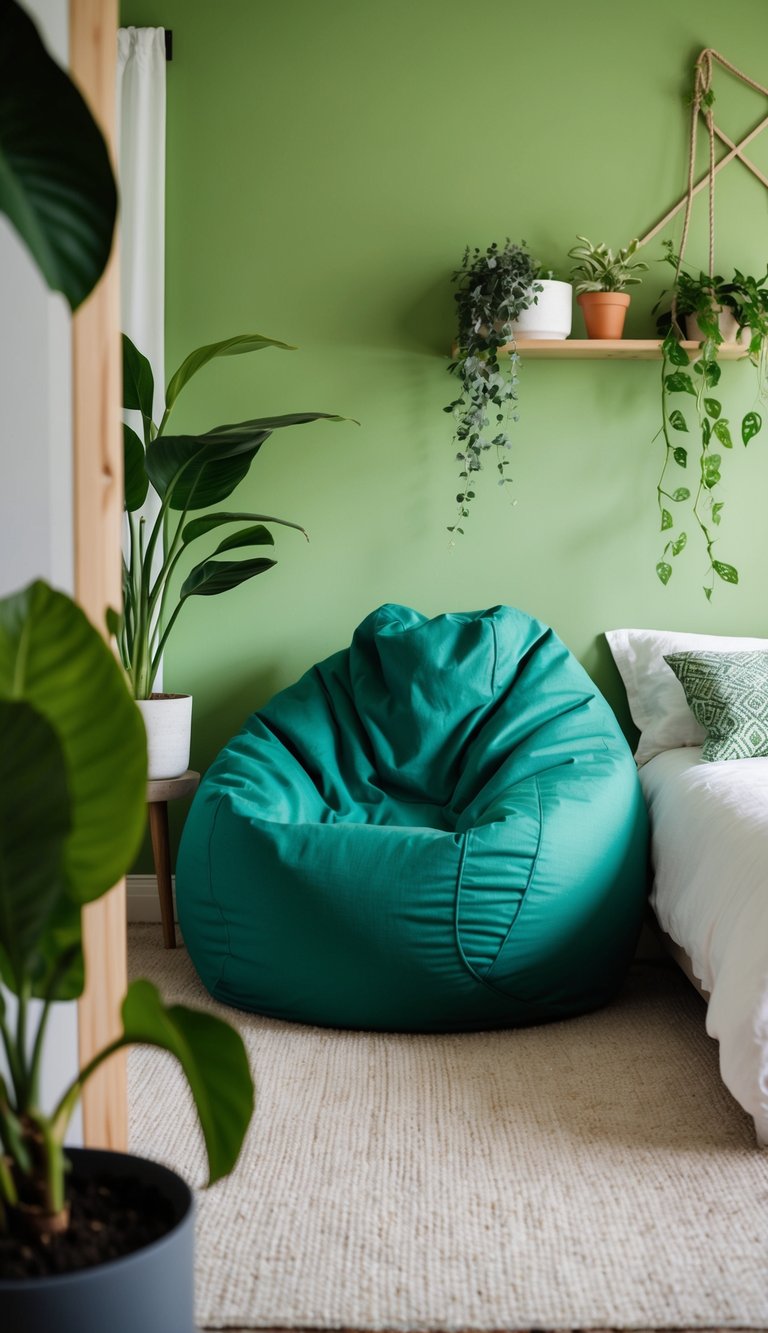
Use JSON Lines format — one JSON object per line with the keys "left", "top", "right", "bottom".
{"left": 0, "top": 1148, "right": 196, "bottom": 1333}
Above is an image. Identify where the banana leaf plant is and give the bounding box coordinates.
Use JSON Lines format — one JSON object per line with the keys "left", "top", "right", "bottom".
{"left": 0, "top": 582, "right": 254, "bottom": 1238}
{"left": 120, "top": 334, "right": 345, "bottom": 698}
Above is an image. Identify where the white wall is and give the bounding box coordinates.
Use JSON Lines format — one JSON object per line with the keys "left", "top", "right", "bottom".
{"left": 0, "top": 0, "right": 80, "bottom": 1141}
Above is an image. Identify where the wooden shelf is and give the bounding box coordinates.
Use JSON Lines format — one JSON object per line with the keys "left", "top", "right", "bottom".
{"left": 501, "top": 339, "right": 750, "bottom": 360}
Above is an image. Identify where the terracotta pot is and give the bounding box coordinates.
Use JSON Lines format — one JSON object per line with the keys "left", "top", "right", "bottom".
{"left": 577, "top": 291, "right": 631, "bottom": 339}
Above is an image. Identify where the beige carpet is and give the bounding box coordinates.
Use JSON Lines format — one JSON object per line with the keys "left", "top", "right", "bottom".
{"left": 127, "top": 925, "right": 768, "bottom": 1331}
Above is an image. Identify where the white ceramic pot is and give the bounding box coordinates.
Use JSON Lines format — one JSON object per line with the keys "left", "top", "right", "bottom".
{"left": 136, "top": 693, "right": 192, "bottom": 781}
{"left": 510, "top": 279, "right": 573, "bottom": 340}
{"left": 685, "top": 307, "right": 749, "bottom": 345}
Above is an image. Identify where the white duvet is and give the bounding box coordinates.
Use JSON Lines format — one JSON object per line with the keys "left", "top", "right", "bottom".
{"left": 640, "top": 747, "right": 768, "bottom": 1146}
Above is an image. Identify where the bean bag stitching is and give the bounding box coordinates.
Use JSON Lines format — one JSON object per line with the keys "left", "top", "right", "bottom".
{"left": 452, "top": 830, "right": 511, "bottom": 995}
{"left": 490, "top": 616, "right": 499, "bottom": 695}
{"left": 206, "top": 793, "right": 235, "bottom": 995}
{"left": 454, "top": 776, "right": 545, "bottom": 998}
{"left": 485, "top": 778, "right": 548, "bottom": 996}
{"left": 452, "top": 774, "right": 543, "bottom": 995}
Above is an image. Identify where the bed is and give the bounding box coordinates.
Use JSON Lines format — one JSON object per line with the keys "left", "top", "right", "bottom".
{"left": 606, "top": 626, "right": 768, "bottom": 1147}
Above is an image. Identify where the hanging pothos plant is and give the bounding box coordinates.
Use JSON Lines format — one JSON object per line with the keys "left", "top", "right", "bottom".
{"left": 653, "top": 242, "right": 768, "bottom": 599}
{"left": 445, "top": 239, "right": 543, "bottom": 536}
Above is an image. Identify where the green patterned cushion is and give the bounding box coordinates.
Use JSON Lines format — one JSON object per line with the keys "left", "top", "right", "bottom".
{"left": 663, "top": 650, "right": 768, "bottom": 761}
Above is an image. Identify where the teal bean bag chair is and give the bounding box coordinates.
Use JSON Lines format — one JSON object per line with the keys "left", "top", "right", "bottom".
{"left": 177, "top": 604, "right": 647, "bottom": 1031}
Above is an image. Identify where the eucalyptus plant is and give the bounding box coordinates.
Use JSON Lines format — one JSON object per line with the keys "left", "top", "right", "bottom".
{"left": 120, "top": 334, "right": 344, "bottom": 698}
{"left": 653, "top": 244, "right": 765, "bottom": 599}
{"left": 567, "top": 236, "right": 648, "bottom": 293}
{"left": 0, "top": 582, "right": 254, "bottom": 1239}
{"left": 445, "top": 239, "right": 543, "bottom": 535}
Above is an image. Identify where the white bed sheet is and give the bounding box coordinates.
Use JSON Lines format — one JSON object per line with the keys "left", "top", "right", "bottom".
{"left": 640, "top": 747, "right": 768, "bottom": 1146}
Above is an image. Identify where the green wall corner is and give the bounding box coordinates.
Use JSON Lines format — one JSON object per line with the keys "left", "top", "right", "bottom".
{"left": 120, "top": 0, "right": 768, "bottom": 862}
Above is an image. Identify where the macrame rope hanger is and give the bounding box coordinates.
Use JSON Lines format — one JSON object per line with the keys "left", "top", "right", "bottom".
{"left": 636, "top": 49, "right": 768, "bottom": 333}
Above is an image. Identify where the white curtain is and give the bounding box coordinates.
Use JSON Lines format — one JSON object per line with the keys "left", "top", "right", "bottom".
{"left": 116, "top": 27, "right": 166, "bottom": 685}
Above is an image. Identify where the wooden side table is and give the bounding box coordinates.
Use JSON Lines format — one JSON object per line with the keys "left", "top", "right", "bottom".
{"left": 147, "top": 769, "right": 200, "bottom": 949}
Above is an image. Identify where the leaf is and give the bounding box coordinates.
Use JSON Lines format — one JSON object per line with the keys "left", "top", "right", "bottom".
{"left": 664, "top": 336, "right": 690, "bottom": 367}
{"left": 0, "top": 1, "right": 117, "bottom": 309}
{"left": 147, "top": 430, "right": 269, "bottom": 514}
{"left": 146, "top": 413, "right": 342, "bottom": 513}
{"left": 656, "top": 561, "right": 673, "bottom": 586}
{"left": 704, "top": 586, "right": 713, "bottom": 602}
{"left": 703, "top": 360, "right": 721, "bottom": 387}
{"left": 742, "top": 410, "right": 762, "bottom": 445}
{"left": 105, "top": 606, "right": 122, "bottom": 639}
{"left": 673, "top": 447, "right": 688, "bottom": 467}
{"left": 664, "top": 372, "right": 696, "bottom": 395}
{"left": 712, "top": 419, "right": 733, "bottom": 448}
{"left": 180, "top": 556, "right": 277, "bottom": 600}
{"left": 711, "top": 501, "right": 724, "bottom": 525}
{"left": 660, "top": 508, "right": 673, "bottom": 531}
{"left": 212, "top": 525, "right": 275, "bottom": 556}
{"left": 123, "top": 425, "right": 149, "bottom": 512}
{"left": 123, "top": 335, "right": 155, "bottom": 438}
{"left": 701, "top": 454, "right": 721, "bottom": 489}
{"left": 165, "top": 335, "right": 296, "bottom": 415}
{"left": 671, "top": 487, "right": 690, "bottom": 501}
{"left": 668, "top": 410, "right": 688, "bottom": 433}
{"left": 0, "top": 702, "right": 71, "bottom": 993}
{"left": 713, "top": 560, "right": 739, "bottom": 585}
{"left": 182, "top": 511, "right": 308, "bottom": 546}
{"left": 120, "top": 980, "right": 254, "bottom": 1186}
{"left": 704, "top": 398, "right": 721, "bottom": 420}
{"left": 671, "top": 532, "right": 687, "bottom": 556}
{"left": 0, "top": 583, "right": 147, "bottom": 916}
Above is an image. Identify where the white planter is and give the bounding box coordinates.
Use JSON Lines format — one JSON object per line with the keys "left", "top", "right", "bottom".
{"left": 136, "top": 694, "right": 192, "bottom": 781}
{"left": 510, "top": 279, "right": 573, "bottom": 340}
{"left": 685, "top": 308, "right": 749, "bottom": 345}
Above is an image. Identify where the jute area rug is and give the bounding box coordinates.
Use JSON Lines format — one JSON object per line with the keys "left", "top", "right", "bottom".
{"left": 127, "top": 925, "right": 767, "bottom": 1332}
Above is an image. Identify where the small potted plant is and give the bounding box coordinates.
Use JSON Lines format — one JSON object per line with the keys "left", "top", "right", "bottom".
{"left": 651, "top": 245, "right": 767, "bottom": 599}
{"left": 0, "top": 581, "right": 254, "bottom": 1333}
{"left": 446, "top": 238, "right": 566, "bottom": 534}
{"left": 652, "top": 240, "right": 746, "bottom": 344}
{"left": 653, "top": 240, "right": 768, "bottom": 351}
{"left": 568, "top": 235, "right": 648, "bottom": 338}
{"left": 121, "top": 333, "right": 346, "bottom": 778}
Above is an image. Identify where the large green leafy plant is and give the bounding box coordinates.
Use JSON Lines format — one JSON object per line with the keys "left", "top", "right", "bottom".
{"left": 0, "top": 1, "right": 253, "bottom": 1243}
{"left": 0, "top": 0, "right": 117, "bottom": 310}
{"left": 121, "top": 334, "right": 344, "bottom": 698}
{"left": 0, "top": 583, "right": 254, "bottom": 1237}
{"left": 445, "top": 239, "right": 543, "bottom": 536}
{"left": 653, "top": 243, "right": 766, "bottom": 598}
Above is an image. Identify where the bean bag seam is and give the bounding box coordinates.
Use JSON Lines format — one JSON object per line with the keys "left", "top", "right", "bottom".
{"left": 490, "top": 617, "right": 499, "bottom": 695}
{"left": 453, "top": 773, "right": 544, "bottom": 1002}
{"left": 206, "top": 793, "right": 235, "bottom": 995}
{"left": 487, "top": 775, "right": 545, "bottom": 989}
{"left": 455, "top": 777, "right": 545, "bottom": 999}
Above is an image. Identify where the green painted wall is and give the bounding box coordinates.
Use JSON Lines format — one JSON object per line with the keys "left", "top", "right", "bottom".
{"left": 121, "top": 0, "right": 768, "bottom": 856}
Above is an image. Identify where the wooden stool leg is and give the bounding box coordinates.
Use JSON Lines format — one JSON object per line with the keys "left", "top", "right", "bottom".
{"left": 148, "top": 800, "right": 176, "bottom": 949}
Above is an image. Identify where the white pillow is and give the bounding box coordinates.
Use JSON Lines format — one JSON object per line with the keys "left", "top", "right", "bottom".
{"left": 605, "top": 627, "right": 768, "bottom": 767}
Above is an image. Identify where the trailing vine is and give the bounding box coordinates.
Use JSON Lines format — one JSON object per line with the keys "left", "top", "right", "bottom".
{"left": 655, "top": 327, "right": 762, "bottom": 599}
{"left": 647, "top": 49, "right": 768, "bottom": 598}
{"left": 445, "top": 240, "right": 542, "bottom": 537}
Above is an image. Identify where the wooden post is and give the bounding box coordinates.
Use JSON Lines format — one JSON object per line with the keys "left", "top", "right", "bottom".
{"left": 70, "top": 0, "right": 127, "bottom": 1151}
